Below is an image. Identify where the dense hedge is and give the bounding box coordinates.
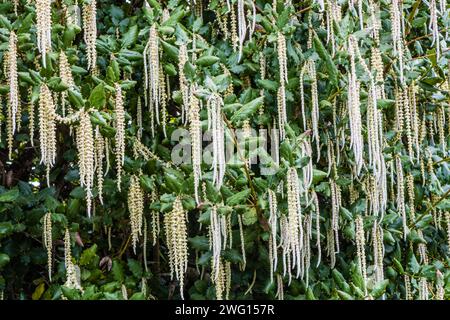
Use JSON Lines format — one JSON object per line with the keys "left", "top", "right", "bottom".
{"left": 0, "top": 0, "right": 450, "bottom": 300}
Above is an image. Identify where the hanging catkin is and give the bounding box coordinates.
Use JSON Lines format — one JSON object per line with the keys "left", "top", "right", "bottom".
{"left": 390, "top": 0, "right": 405, "bottom": 83}
{"left": 429, "top": 0, "right": 441, "bottom": 60}
{"left": 59, "top": 51, "right": 75, "bottom": 117}
{"left": 6, "top": 31, "right": 19, "bottom": 138}
{"left": 395, "top": 156, "right": 408, "bottom": 239}
{"left": 36, "top": 0, "right": 52, "bottom": 68}
{"left": 63, "top": 228, "right": 83, "bottom": 292}
{"left": 179, "top": 43, "right": 190, "bottom": 125}
{"left": 372, "top": 223, "right": 385, "bottom": 284}
{"left": 76, "top": 110, "right": 95, "bottom": 217}
{"left": 311, "top": 190, "right": 322, "bottom": 267}
{"left": 189, "top": 89, "right": 202, "bottom": 205}
{"left": 38, "top": 84, "right": 57, "bottom": 186}
{"left": 348, "top": 36, "right": 364, "bottom": 176}
{"left": 330, "top": 178, "right": 341, "bottom": 253}
{"left": 268, "top": 189, "right": 278, "bottom": 283}
{"left": 82, "top": 0, "right": 97, "bottom": 70}
{"left": 43, "top": 212, "right": 52, "bottom": 282}
{"left": 277, "top": 32, "right": 288, "bottom": 141}
{"left": 114, "top": 84, "right": 125, "bottom": 191}
{"left": 286, "top": 167, "right": 303, "bottom": 279}
{"left": 128, "top": 174, "right": 144, "bottom": 253}
{"left": 143, "top": 24, "right": 160, "bottom": 129}
{"left": 210, "top": 205, "right": 226, "bottom": 282}
{"left": 164, "top": 197, "right": 189, "bottom": 299}
{"left": 207, "top": 93, "right": 226, "bottom": 189}
{"left": 94, "top": 126, "right": 104, "bottom": 204}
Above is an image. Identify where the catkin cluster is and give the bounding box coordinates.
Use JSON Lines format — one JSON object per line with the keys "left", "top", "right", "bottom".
{"left": 164, "top": 197, "right": 189, "bottom": 299}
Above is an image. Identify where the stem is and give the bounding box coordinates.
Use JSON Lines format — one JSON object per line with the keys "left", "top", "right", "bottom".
{"left": 412, "top": 188, "right": 450, "bottom": 227}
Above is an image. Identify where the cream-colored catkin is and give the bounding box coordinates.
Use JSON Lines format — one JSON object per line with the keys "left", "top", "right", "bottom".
{"left": 286, "top": 167, "right": 303, "bottom": 279}
{"left": 419, "top": 277, "right": 429, "bottom": 300}
{"left": 429, "top": 0, "right": 441, "bottom": 60}
{"left": 445, "top": 211, "right": 450, "bottom": 251}
{"left": 128, "top": 174, "right": 144, "bottom": 254}
{"left": 299, "top": 60, "right": 319, "bottom": 152}
{"left": 150, "top": 190, "right": 160, "bottom": 246}
{"left": 136, "top": 96, "right": 143, "bottom": 140}
{"left": 43, "top": 212, "right": 52, "bottom": 281}
{"left": 213, "top": 257, "right": 225, "bottom": 300}
{"left": 159, "top": 67, "right": 168, "bottom": 138}
{"left": 38, "top": 84, "right": 57, "bottom": 187}
{"left": 355, "top": 215, "right": 367, "bottom": 295}
{"left": 404, "top": 274, "right": 412, "bottom": 300}
{"left": 82, "top": 0, "right": 97, "bottom": 70}
{"left": 437, "top": 106, "right": 446, "bottom": 152}
{"left": 406, "top": 173, "right": 416, "bottom": 223}
{"left": 277, "top": 85, "right": 286, "bottom": 141}
{"left": 390, "top": 0, "right": 405, "bottom": 83}
{"left": 189, "top": 90, "right": 202, "bottom": 205}
{"left": 277, "top": 32, "right": 288, "bottom": 141}
{"left": 64, "top": 228, "right": 83, "bottom": 292}
{"left": 164, "top": 197, "right": 189, "bottom": 299}
{"left": 279, "top": 215, "right": 291, "bottom": 282}
{"left": 237, "top": 213, "right": 246, "bottom": 271}
{"left": 36, "top": 0, "right": 52, "bottom": 67}
{"left": 236, "top": 0, "right": 255, "bottom": 61}
{"left": 372, "top": 223, "right": 385, "bottom": 284}
{"left": 275, "top": 273, "right": 284, "bottom": 300}
{"left": 76, "top": 110, "right": 95, "bottom": 218}
{"left": 435, "top": 270, "right": 445, "bottom": 300}
{"left": 330, "top": 178, "right": 341, "bottom": 253}
{"left": 396, "top": 156, "right": 408, "bottom": 239}
{"left": 94, "top": 126, "right": 104, "bottom": 204}
{"left": 27, "top": 88, "right": 35, "bottom": 146}
{"left": 143, "top": 24, "right": 160, "bottom": 130}
{"left": 210, "top": 205, "right": 223, "bottom": 282}
{"left": 59, "top": 51, "right": 75, "bottom": 117}
{"left": 348, "top": 36, "right": 364, "bottom": 175}
{"left": 401, "top": 88, "right": 415, "bottom": 161}
{"left": 179, "top": 43, "right": 189, "bottom": 125}
{"left": 268, "top": 189, "right": 278, "bottom": 282}
{"left": 7, "top": 31, "right": 19, "bottom": 137}
{"left": 114, "top": 84, "right": 125, "bottom": 192}
{"left": 230, "top": 2, "right": 238, "bottom": 52}
{"left": 207, "top": 93, "right": 226, "bottom": 189}
{"left": 311, "top": 190, "right": 322, "bottom": 268}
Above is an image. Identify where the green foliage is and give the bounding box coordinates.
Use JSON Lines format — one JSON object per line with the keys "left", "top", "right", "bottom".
{"left": 0, "top": 0, "right": 449, "bottom": 301}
